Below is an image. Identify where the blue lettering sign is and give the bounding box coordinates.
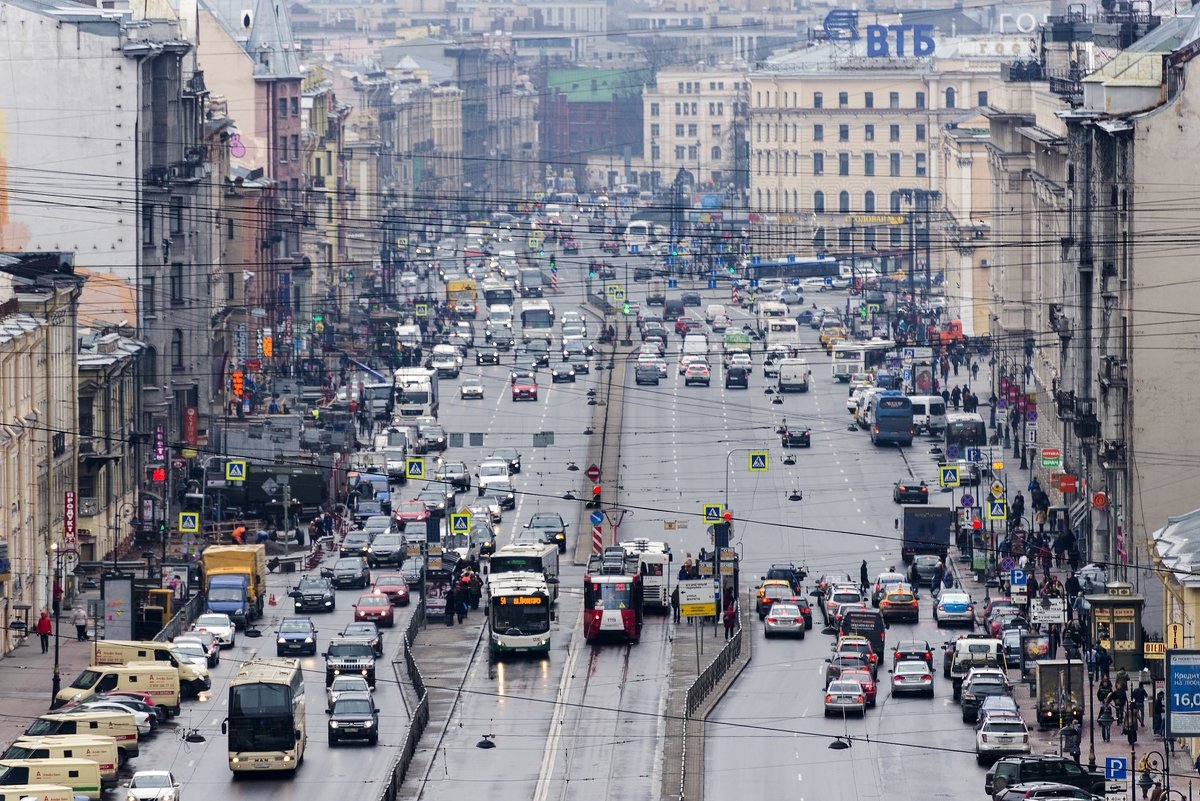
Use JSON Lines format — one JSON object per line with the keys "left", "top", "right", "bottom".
{"left": 823, "top": 9, "right": 860, "bottom": 40}
{"left": 866, "top": 23, "right": 936, "bottom": 57}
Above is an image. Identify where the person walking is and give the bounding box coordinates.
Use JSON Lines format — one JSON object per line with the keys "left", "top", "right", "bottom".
{"left": 1131, "top": 683, "right": 1148, "bottom": 728}
{"left": 35, "top": 610, "right": 52, "bottom": 653}
{"left": 671, "top": 585, "right": 680, "bottom": 624}
{"left": 723, "top": 601, "right": 737, "bottom": 640}
{"left": 1123, "top": 702, "right": 1140, "bottom": 745}
{"left": 860, "top": 560, "right": 870, "bottom": 593}
{"left": 1096, "top": 645, "right": 1112, "bottom": 678}
{"left": 1098, "top": 701, "right": 1115, "bottom": 742}
{"left": 71, "top": 606, "right": 88, "bottom": 642}
{"left": 950, "top": 385, "right": 962, "bottom": 410}
{"left": 444, "top": 584, "right": 457, "bottom": 627}
{"left": 1154, "top": 691, "right": 1166, "bottom": 736}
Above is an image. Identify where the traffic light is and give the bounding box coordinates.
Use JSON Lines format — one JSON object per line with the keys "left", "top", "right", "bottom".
{"left": 589, "top": 265, "right": 596, "bottom": 279}
{"left": 590, "top": 485, "right": 602, "bottom": 508}
{"left": 158, "top": 520, "right": 167, "bottom": 537}
{"left": 148, "top": 466, "right": 167, "bottom": 483}
{"left": 549, "top": 255, "right": 556, "bottom": 270}
{"left": 622, "top": 302, "right": 631, "bottom": 316}
{"left": 729, "top": 263, "right": 737, "bottom": 275}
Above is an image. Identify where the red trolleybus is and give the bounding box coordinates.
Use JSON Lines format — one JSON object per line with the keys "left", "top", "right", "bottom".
{"left": 584, "top": 548, "right": 644, "bottom": 643}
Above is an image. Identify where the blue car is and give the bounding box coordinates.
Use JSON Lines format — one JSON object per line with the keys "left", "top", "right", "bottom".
{"left": 796, "top": 309, "right": 815, "bottom": 325}
{"left": 276, "top": 617, "right": 318, "bottom": 656}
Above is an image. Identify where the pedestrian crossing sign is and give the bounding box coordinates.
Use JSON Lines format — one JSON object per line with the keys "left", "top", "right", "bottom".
{"left": 415, "top": 304, "right": 429, "bottom": 318}
{"left": 450, "top": 512, "right": 471, "bottom": 534}
{"left": 748, "top": 451, "right": 769, "bottom": 472}
{"left": 987, "top": 498, "right": 1008, "bottom": 521}
{"left": 178, "top": 512, "right": 199, "bottom": 533}
{"left": 939, "top": 465, "right": 960, "bottom": 488}
{"left": 702, "top": 504, "right": 724, "bottom": 523}
{"left": 406, "top": 457, "right": 426, "bottom": 480}
{"left": 225, "top": 460, "right": 247, "bottom": 481}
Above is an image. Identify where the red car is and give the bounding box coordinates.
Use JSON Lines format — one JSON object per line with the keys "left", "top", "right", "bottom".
{"left": 354, "top": 594, "right": 395, "bottom": 627}
{"left": 600, "top": 239, "right": 621, "bottom": 254}
{"left": 674, "top": 316, "right": 700, "bottom": 335}
{"left": 392, "top": 500, "right": 430, "bottom": 530}
{"left": 841, "top": 667, "right": 877, "bottom": 707}
{"left": 372, "top": 574, "right": 411, "bottom": 606}
{"left": 511, "top": 372, "right": 538, "bottom": 401}
{"left": 561, "top": 236, "right": 579, "bottom": 254}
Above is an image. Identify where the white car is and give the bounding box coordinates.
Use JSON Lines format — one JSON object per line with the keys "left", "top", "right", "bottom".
{"left": 399, "top": 272, "right": 419, "bottom": 288}
{"left": 726, "top": 352, "right": 753, "bottom": 373}
{"left": 975, "top": 713, "right": 1030, "bottom": 764}
{"left": 460, "top": 376, "right": 485, "bottom": 399}
{"left": 126, "top": 769, "right": 182, "bottom": 801}
{"left": 170, "top": 640, "right": 211, "bottom": 672}
{"left": 191, "top": 612, "right": 236, "bottom": 648}
{"left": 326, "top": 674, "right": 373, "bottom": 713}
{"left": 73, "top": 702, "right": 153, "bottom": 734}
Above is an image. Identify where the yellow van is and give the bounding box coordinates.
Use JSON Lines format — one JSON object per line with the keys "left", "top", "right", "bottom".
{"left": 0, "top": 759, "right": 102, "bottom": 800}
{"left": 53, "top": 663, "right": 180, "bottom": 715}
{"left": 0, "top": 785, "right": 77, "bottom": 801}
{"left": 27, "top": 712, "right": 139, "bottom": 761}
{"left": 5, "top": 737, "right": 118, "bottom": 788}
{"left": 91, "top": 640, "right": 209, "bottom": 697}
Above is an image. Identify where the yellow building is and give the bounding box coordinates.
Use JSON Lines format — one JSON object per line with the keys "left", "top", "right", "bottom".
{"left": 937, "top": 114, "right": 993, "bottom": 337}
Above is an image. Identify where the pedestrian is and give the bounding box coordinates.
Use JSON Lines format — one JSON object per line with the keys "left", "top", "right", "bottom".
{"left": 860, "top": 560, "right": 869, "bottom": 593}
{"left": 35, "top": 610, "right": 52, "bottom": 653}
{"left": 1096, "top": 645, "right": 1112, "bottom": 678}
{"left": 1098, "top": 701, "right": 1114, "bottom": 742}
{"left": 723, "top": 601, "right": 737, "bottom": 640}
{"left": 951, "top": 386, "right": 962, "bottom": 410}
{"left": 971, "top": 362, "right": 980, "bottom": 382}
{"left": 671, "top": 585, "right": 680, "bottom": 623}
{"left": 445, "top": 585, "right": 457, "bottom": 626}
{"left": 1086, "top": 646, "right": 1098, "bottom": 682}
{"left": 1154, "top": 691, "right": 1165, "bottom": 736}
{"left": 931, "top": 562, "right": 944, "bottom": 599}
{"left": 1097, "top": 676, "right": 1114, "bottom": 705}
{"left": 456, "top": 592, "right": 468, "bottom": 624}
{"left": 1131, "top": 683, "right": 1148, "bottom": 728}
{"left": 71, "top": 605, "right": 88, "bottom": 641}
{"left": 1123, "top": 702, "right": 1140, "bottom": 745}
{"left": 1109, "top": 683, "right": 1128, "bottom": 724}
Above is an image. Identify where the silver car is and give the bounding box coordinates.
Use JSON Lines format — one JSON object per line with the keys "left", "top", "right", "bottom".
{"left": 326, "top": 674, "right": 372, "bottom": 713}
{"left": 763, "top": 603, "right": 806, "bottom": 639}
{"left": 890, "top": 660, "right": 935, "bottom": 697}
{"left": 824, "top": 680, "right": 867, "bottom": 717}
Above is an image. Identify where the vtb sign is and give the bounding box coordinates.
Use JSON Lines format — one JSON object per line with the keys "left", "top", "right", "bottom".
{"left": 823, "top": 10, "right": 936, "bottom": 57}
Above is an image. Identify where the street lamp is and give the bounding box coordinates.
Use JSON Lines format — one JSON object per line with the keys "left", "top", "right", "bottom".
{"left": 49, "top": 542, "right": 63, "bottom": 702}
{"left": 1137, "top": 750, "right": 1170, "bottom": 798}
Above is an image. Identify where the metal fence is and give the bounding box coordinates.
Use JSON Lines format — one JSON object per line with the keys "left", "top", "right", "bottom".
{"left": 376, "top": 596, "right": 428, "bottom": 801}
{"left": 153, "top": 593, "right": 204, "bottom": 642}
{"left": 679, "top": 604, "right": 746, "bottom": 800}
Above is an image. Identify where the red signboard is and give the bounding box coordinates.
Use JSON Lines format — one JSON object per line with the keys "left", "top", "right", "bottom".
{"left": 63, "top": 491, "right": 77, "bottom": 549}
{"left": 585, "top": 464, "right": 601, "bottom": 482}
{"left": 183, "top": 406, "right": 199, "bottom": 447}
{"left": 1057, "top": 474, "right": 1078, "bottom": 494}
{"left": 245, "top": 359, "right": 262, "bottom": 371}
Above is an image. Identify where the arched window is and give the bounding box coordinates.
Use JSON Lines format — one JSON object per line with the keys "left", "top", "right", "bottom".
{"left": 890, "top": 190, "right": 902, "bottom": 213}
{"left": 838, "top": 191, "right": 850, "bottom": 213}
{"left": 813, "top": 191, "right": 825, "bottom": 213}
{"left": 945, "top": 87, "right": 956, "bottom": 109}
{"left": 864, "top": 191, "right": 876, "bottom": 213}
{"left": 171, "top": 329, "right": 183, "bottom": 369}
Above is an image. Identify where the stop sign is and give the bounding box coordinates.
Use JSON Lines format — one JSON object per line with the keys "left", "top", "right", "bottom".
{"left": 586, "top": 464, "right": 601, "bottom": 482}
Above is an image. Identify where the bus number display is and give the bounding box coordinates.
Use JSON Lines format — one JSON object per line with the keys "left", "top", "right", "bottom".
{"left": 878, "top": 398, "right": 909, "bottom": 409}
{"left": 500, "top": 596, "right": 545, "bottom": 605}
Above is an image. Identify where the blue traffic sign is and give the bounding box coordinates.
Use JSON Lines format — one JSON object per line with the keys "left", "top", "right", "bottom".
{"left": 630, "top": 245, "right": 639, "bottom": 254}
{"left": 945, "top": 445, "right": 959, "bottom": 460}
{"left": 791, "top": 278, "right": 801, "bottom": 286}
{"left": 1026, "top": 409, "right": 1038, "bottom": 422}
{"left": 749, "top": 279, "right": 760, "bottom": 289}
{"left": 667, "top": 279, "right": 678, "bottom": 288}
{"left": 988, "top": 499, "right": 1008, "bottom": 521}
{"left": 1010, "top": 568, "right": 1027, "bottom": 587}
{"left": 707, "top": 279, "right": 718, "bottom": 289}
{"left": 823, "top": 276, "right": 833, "bottom": 286}
{"left": 960, "top": 493, "right": 974, "bottom": 508}
{"left": 967, "top": 448, "right": 983, "bottom": 463}
{"left": 1104, "top": 757, "right": 1128, "bottom": 781}
{"left": 999, "top": 557, "right": 1016, "bottom": 572}
{"left": 590, "top": 510, "right": 604, "bottom": 526}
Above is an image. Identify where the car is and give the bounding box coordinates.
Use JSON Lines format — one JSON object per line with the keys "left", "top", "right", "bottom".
{"left": 328, "top": 692, "right": 379, "bottom": 746}
{"left": 986, "top": 756, "right": 1106, "bottom": 799}
{"left": 710, "top": 314, "right": 731, "bottom": 332}
{"left": 455, "top": 300, "right": 477, "bottom": 319}
{"left": 525, "top": 512, "right": 568, "bottom": 553}
{"left": 994, "top": 783, "right": 1103, "bottom": 801}
{"left": 392, "top": 500, "right": 431, "bottom": 532}
{"left": 893, "top": 480, "right": 930, "bottom": 504}
{"left": 825, "top": 586, "right": 865, "bottom": 623}
{"left": 800, "top": 276, "right": 829, "bottom": 293}
{"left": 763, "top": 603, "right": 806, "bottom": 639}
{"left": 419, "top": 425, "right": 448, "bottom": 454}
{"left": 1001, "top": 627, "right": 1028, "bottom": 665}
{"left": 765, "top": 563, "right": 807, "bottom": 593}
{"left": 635, "top": 364, "right": 660, "bottom": 385}
{"left": 416, "top": 488, "right": 450, "bottom": 517}
{"left": 780, "top": 424, "right": 811, "bottom": 448}
{"left": 892, "top": 639, "right": 934, "bottom": 667}
{"left": 520, "top": 340, "right": 551, "bottom": 368}
{"left": 340, "top": 531, "right": 372, "bottom": 558}
{"left": 551, "top": 364, "right": 576, "bottom": 383}
{"left": 328, "top": 557, "right": 371, "bottom": 589}
{"left": 795, "top": 309, "right": 815, "bottom": 325}
{"left": 988, "top": 608, "right": 1027, "bottom": 638}
{"left": 726, "top": 352, "right": 753, "bottom": 372}
{"left": 170, "top": 639, "right": 211, "bottom": 672}
{"left": 961, "top": 676, "right": 1012, "bottom": 723}
{"left": 354, "top": 594, "right": 395, "bottom": 627}
{"left": 276, "top": 617, "right": 318, "bottom": 656}
{"left": 174, "top": 631, "right": 219, "bottom": 667}
{"left": 964, "top": 666, "right": 1013, "bottom": 689}
{"left": 824, "top": 653, "right": 870, "bottom": 687}
{"left": 190, "top": 613, "right": 236, "bottom": 648}
{"left": 72, "top": 701, "right": 153, "bottom": 734}
{"left": 684, "top": 362, "right": 711, "bottom": 386}
{"left": 568, "top": 351, "right": 591, "bottom": 374}
{"left": 511, "top": 371, "right": 539, "bottom": 401}
{"left": 482, "top": 481, "right": 516, "bottom": 511}
{"left": 879, "top": 586, "right": 919, "bottom": 623}
{"left": 366, "top": 531, "right": 407, "bottom": 567}
{"left": 341, "top": 622, "right": 383, "bottom": 657}
{"left": 373, "top": 574, "right": 411, "bottom": 606}
{"left": 890, "top": 659, "right": 935, "bottom": 697}
{"left": 326, "top": 674, "right": 372, "bottom": 713}
{"left": 908, "top": 554, "right": 942, "bottom": 589}
{"left": 292, "top": 575, "right": 337, "bottom": 612}
{"left": 871, "top": 572, "right": 908, "bottom": 607}
{"left": 976, "top": 695, "right": 1022, "bottom": 731}
{"left": 488, "top": 447, "right": 523, "bottom": 474}
{"left": 777, "top": 287, "right": 804, "bottom": 305}
{"left": 824, "top": 680, "right": 867, "bottom": 717}
{"left": 125, "top": 770, "right": 181, "bottom": 801}
{"left": 460, "top": 376, "right": 486, "bottom": 399}
{"left": 435, "top": 460, "right": 471, "bottom": 492}
{"left": 674, "top": 316, "right": 700, "bottom": 335}
{"left": 360, "top": 514, "right": 392, "bottom": 538}
{"left": 840, "top": 667, "right": 877, "bottom": 706}
{"left": 681, "top": 291, "right": 702, "bottom": 306}
{"left": 833, "top": 635, "right": 880, "bottom": 676}
{"left": 400, "top": 557, "right": 424, "bottom": 587}
{"left": 724, "top": 365, "right": 749, "bottom": 389}
{"left": 756, "top": 580, "right": 796, "bottom": 619}
{"left": 934, "top": 590, "right": 976, "bottom": 628}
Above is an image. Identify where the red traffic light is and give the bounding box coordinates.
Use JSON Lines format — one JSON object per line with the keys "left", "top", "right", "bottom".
{"left": 722, "top": 512, "right": 732, "bottom": 521}
{"left": 149, "top": 467, "right": 167, "bottom": 482}
{"left": 592, "top": 485, "right": 602, "bottom": 496}
{"left": 972, "top": 520, "right": 982, "bottom": 530}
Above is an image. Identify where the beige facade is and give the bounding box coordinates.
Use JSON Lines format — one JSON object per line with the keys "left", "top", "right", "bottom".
{"left": 937, "top": 115, "right": 993, "bottom": 338}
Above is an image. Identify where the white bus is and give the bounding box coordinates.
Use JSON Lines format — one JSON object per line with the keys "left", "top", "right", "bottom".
{"left": 624, "top": 220, "right": 652, "bottom": 251}
{"left": 831, "top": 338, "right": 896, "bottom": 382}
{"left": 765, "top": 319, "right": 802, "bottom": 352}
{"left": 487, "top": 574, "right": 552, "bottom": 658}
{"left": 755, "top": 302, "right": 789, "bottom": 336}
{"left": 489, "top": 543, "right": 560, "bottom": 603}
{"left": 223, "top": 659, "right": 306, "bottom": 774}
{"left": 619, "top": 539, "right": 672, "bottom": 612}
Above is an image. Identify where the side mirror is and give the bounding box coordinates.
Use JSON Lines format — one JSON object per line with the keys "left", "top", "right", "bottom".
{"left": 322, "top": 652, "right": 328, "bottom": 658}
{"left": 221, "top": 720, "right": 228, "bottom": 734}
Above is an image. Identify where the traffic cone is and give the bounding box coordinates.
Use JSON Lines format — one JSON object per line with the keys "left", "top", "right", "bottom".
{"left": 268, "top": 593, "right": 277, "bottom": 606}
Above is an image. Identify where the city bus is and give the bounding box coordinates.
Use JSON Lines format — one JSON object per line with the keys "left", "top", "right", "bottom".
{"left": 482, "top": 280, "right": 515, "bottom": 308}
{"left": 520, "top": 299, "right": 555, "bottom": 334}
{"left": 741, "top": 256, "right": 840, "bottom": 283}
{"left": 223, "top": 658, "right": 306, "bottom": 774}
{"left": 489, "top": 543, "right": 560, "bottom": 603}
{"left": 754, "top": 301, "right": 789, "bottom": 336}
{"left": 831, "top": 338, "right": 895, "bottom": 382}
{"left": 624, "top": 220, "right": 653, "bottom": 251}
{"left": 619, "top": 539, "right": 672, "bottom": 612}
{"left": 869, "top": 390, "right": 914, "bottom": 446}
{"left": 944, "top": 411, "right": 988, "bottom": 452}
{"left": 487, "top": 574, "right": 552, "bottom": 658}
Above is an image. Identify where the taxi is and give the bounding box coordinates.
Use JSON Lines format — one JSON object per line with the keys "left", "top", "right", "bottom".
{"left": 755, "top": 580, "right": 795, "bottom": 619}
{"left": 879, "top": 586, "right": 920, "bottom": 623}
{"left": 819, "top": 324, "right": 847, "bottom": 351}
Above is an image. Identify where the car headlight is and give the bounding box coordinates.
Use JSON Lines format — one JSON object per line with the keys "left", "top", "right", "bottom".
{"left": 235, "top": 608, "right": 245, "bottom": 616}
{"left": 325, "top": 600, "right": 333, "bottom": 606}
{"left": 127, "top": 793, "right": 139, "bottom": 801}
{"left": 330, "top": 721, "right": 341, "bottom": 728}
{"left": 278, "top": 637, "right": 287, "bottom": 644}
{"left": 363, "top": 719, "right": 375, "bottom": 727}
{"left": 304, "top": 637, "right": 314, "bottom": 643}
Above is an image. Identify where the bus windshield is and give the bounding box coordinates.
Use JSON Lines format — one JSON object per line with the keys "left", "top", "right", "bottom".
{"left": 491, "top": 595, "right": 550, "bottom": 633}
{"left": 490, "top": 556, "right": 543, "bottom": 574}
{"left": 945, "top": 413, "right": 987, "bottom": 450}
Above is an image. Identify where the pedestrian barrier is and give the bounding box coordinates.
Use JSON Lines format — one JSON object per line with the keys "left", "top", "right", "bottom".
{"left": 375, "top": 596, "right": 428, "bottom": 801}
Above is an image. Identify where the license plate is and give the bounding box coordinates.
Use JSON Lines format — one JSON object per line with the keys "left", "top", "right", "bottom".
{"left": 996, "top": 737, "right": 1012, "bottom": 744}
{"left": 253, "top": 762, "right": 271, "bottom": 770}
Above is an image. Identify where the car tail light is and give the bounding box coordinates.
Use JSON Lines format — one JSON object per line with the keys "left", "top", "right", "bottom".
{"left": 825, "top": 695, "right": 833, "bottom": 703}
{"left": 766, "top": 617, "right": 777, "bottom": 624}
{"left": 1022, "top": 734, "right": 1029, "bottom": 743}
{"left": 963, "top": 692, "right": 975, "bottom": 700}
{"left": 981, "top": 734, "right": 988, "bottom": 743}
{"left": 854, "top": 695, "right": 864, "bottom": 703}
{"left": 924, "top": 651, "right": 931, "bottom": 660}
{"left": 922, "top": 675, "right": 931, "bottom": 681}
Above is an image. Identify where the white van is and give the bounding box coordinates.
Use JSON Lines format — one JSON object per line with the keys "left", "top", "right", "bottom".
{"left": 0, "top": 786, "right": 77, "bottom": 801}
{"left": 705, "top": 304, "right": 727, "bottom": 323}
{"left": 5, "top": 737, "right": 119, "bottom": 788}
{"left": 0, "top": 759, "right": 102, "bottom": 800}
{"left": 856, "top": 388, "right": 882, "bottom": 429}
{"left": 487, "top": 304, "right": 513, "bottom": 327}
{"left": 909, "top": 395, "right": 948, "bottom": 434}
{"left": 777, "top": 358, "right": 811, "bottom": 393}
{"left": 682, "top": 334, "right": 708, "bottom": 358}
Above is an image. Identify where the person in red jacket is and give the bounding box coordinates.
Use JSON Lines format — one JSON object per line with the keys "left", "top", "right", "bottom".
{"left": 35, "top": 610, "right": 52, "bottom": 653}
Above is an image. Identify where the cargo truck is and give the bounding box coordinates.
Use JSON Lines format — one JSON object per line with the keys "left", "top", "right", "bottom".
{"left": 1034, "top": 659, "right": 1085, "bottom": 730}
{"left": 201, "top": 544, "right": 268, "bottom": 626}
{"left": 392, "top": 367, "right": 439, "bottom": 418}
{"left": 900, "top": 506, "right": 953, "bottom": 563}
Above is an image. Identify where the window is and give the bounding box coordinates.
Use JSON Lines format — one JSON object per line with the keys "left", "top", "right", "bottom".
{"left": 170, "top": 196, "right": 184, "bottom": 234}
{"left": 915, "top": 153, "right": 927, "bottom": 176}
{"left": 226, "top": 271, "right": 235, "bottom": 300}
{"left": 650, "top": 124, "right": 660, "bottom": 137}
{"left": 916, "top": 124, "right": 926, "bottom": 142}
{"left": 712, "top": 124, "right": 721, "bottom": 136}
{"left": 890, "top": 191, "right": 902, "bottom": 213}
{"left": 691, "top": 102, "right": 697, "bottom": 115}
{"left": 864, "top": 91, "right": 874, "bottom": 108}
{"left": 838, "top": 152, "right": 850, "bottom": 176}
{"left": 278, "top": 135, "right": 288, "bottom": 161}
{"left": 978, "top": 90, "right": 989, "bottom": 106}
{"left": 170, "top": 262, "right": 184, "bottom": 304}
{"left": 675, "top": 146, "right": 685, "bottom": 160}
{"left": 278, "top": 97, "right": 288, "bottom": 117}
{"left": 291, "top": 97, "right": 299, "bottom": 116}
{"left": 839, "top": 124, "right": 849, "bottom": 142}
{"left": 687, "top": 145, "right": 698, "bottom": 160}
{"left": 171, "top": 330, "right": 183, "bottom": 369}
{"left": 711, "top": 146, "right": 722, "bottom": 160}
{"left": 675, "top": 102, "right": 682, "bottom": 115}
{"left": 863, "top": 152, "right": 875, "bottom": 176}
{"left": 717, "top": 102, "right": 724, "bottom": 115}
{"left": 687, "top": 124, "right": 698, "bottom": 137}
{"left": 813, "top": 92, "right": 823, "bottom": 108}
{"left": 813, "top": 124, "right": 824, "bottom": 141}
{"left": 813, "top": 152, "right": 824, "bottom": 175}
{"left": 226, "top": 218, "right": 234, "bottom": 240}
{"left": 890, "top": 228, "right": 903, "bottom": 248}
{"left": 890, "top": 124, "right": 901, "bottom": 142}
{"left": 864, "top": 228, "right": 877, "bottom": 249}
{"left": 79, "top": 396, "right": 94, "bottom": 438}
{"left": 141, "top": 204, "right": 154, "bottom": 245}
{"left": 889, "top": 91, "right": 900, "bottom": 109}
{"left": 916, "top": 92, "right": 926, "bottom": 109}
{"left": 838, "top": 91, "right": 848, "bottom": 108}
{"left": 675, "top": 124, "right": 685, "bottom": 136}
{"left": 838, "top": 191, "right": 850, "bottom": 213}
{"left": 651, "top": 144, "right": 660, "bottom": 161}
{"left": 864, "top": 124, "right": 875, "bottom": 142}
{"left": 650, "top": 103, "right": 660, "bottom": 117}
{"left": 890, "top": 152, "right": 901, "bottom": 176}
{"left": 814, "top": 227, "right": 826, "bottom": 249}
{"left": 864, "top": 190, "right": 876, "bottom": 212}
{"left": 142, "top": 276, "right": 156, "bottom": 315}
{"left": 945, "top": 87, "right": 956, "bottom": 109}
{"left": 839, "top": 227, "right": 851, "bottom": 247}
{"left": 678, "top": 82, "right": 684, "bottom": 94}
{"left": 813, "top": 191, "right": 825, "bottom": 213}
{"left": 291, "top": 135, "right": 300, "bottom": 160}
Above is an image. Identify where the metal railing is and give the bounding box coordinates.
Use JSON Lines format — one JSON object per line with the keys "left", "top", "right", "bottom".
{"left": 679, "top": 603, "right": 746, "bottom": 800}
{"left": 376, "top": 596, "right": 428, "bottom": 801}
{"left": 153, "top": 593, "right": 204, "bottom": 642}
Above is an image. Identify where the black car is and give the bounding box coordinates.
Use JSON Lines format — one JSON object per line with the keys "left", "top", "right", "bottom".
{"left": 341, "top": 622, "right": 383, "bottom": 657}
{"left": 892, "top": 639, "right": 934, "bottom": 667}
{"left": 893, "top": 481, "right": 929, "bottom": 504}
{"left": 635, "top": 365, "right": 660, "bottom": 385}
{"left": 961, "top": 677, "right": 1011, "bottom": 723}
{"left": 488, "top": 448, "right": 522, "bottom": 474}
{"left": 551, "top": 364, "right": 576, "bottom": 383}
{"left": 725, "top": 366, "right": 749, "bottom": 389}
{"left": 400, "top": 557, "right": 425, "bottom": 587}
{"left": 521, "top": 341, "right": 551, "bottom": 367}
{"left": 482, "top": 481, "right": 516, "bottom": 510}
{"left": 327, "top": 557, "right": 371, "bottom": 589}
{"left": 476, "top": 346, "right": 501, "bottom": 365}
{"left": 765, "top": 563, "right": 807, "bottom": 594}
{"left": 681, "top": 291, "right": 702, "bottom": 307}
{"left": 366, "top": 532, "right": 405, "bottom": 567}
{"left": 292, "top": 576, "right": 336, "bottom": 613}
{"left": 324, "top": 637, "right": 377, "bottom": 687}
{"left": 986, "top": 756, "right": 1106, "bottom": 798}
{"left": 598, "top": 263, "right": 617, "bottom": 280}
{"left": 633, "top": 266, "right": 653, "bottom": 281}
{"left": 416, "top": 489, "right": 449, "bottom": 518}
{"left": 275, "top": 617, "right": 318, "bottom": 656}
{"left": 419, "top": 425, "right": 447, "bottom": 453}
{"left": 327, "top": 692, "right": 379, "bottom": 746}
{"left": 908, "top": 554, "right": 942, "bottom": 588}
{"left": 781, "top": 425, "right": 811, "bottom": 448}
{"left": 340, "top": 531, "right": 372, "bottom": 558}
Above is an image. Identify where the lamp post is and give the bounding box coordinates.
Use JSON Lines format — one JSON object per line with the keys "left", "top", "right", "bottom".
{"left": 1137, "top": 750, "right": 1170, "bottom": 798}
{"left": 49, "top": 542, "right": 63, "bottom": 702}
{"left": 1020, "top": 337, "right": 1033, "bottom": 471}
{"left": 1087, "top": 657, "right": 1096, "bottom": 771}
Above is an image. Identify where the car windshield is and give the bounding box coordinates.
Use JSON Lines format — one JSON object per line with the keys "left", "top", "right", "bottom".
{"left": 195, "top": 615, "right": 229, "bottom": 628}
{"left": 331, "top": 677, "right": 368, "bottom": 691}
{"left": 358, "top": 596, "right": 389, "bottom": 608}
{"left": 344, "top": 624, "right": 375, "bottom": 635}
{"left": 298, "top": 579, "right": 328, "bottom": 591}
{"left": 828, "top": 682, "right": 861, "bottom": 693}
{"left": 344, "top": 533, "right": 370, "bottom": 544}
{"left": 769, "top": 605, "right": 800, "bottom": 616}
{"left": 832, "top": 591, "right": 861, "bottom": 604}
{"left": 130, "top": 774, "right": 173, "bottom": 789}
{"left": 335, "top": 559, "right": 362, "bottom": 570}
{"left": 335, "top": 699, "right": 375, "bottom": 715}
{"left": 985, "top": 721, "right": 1027, "bottom": 733}
{"left": 328, "top": 643, "right": 373, "bottom": 658}
{"left": 376, "top": 575, "right": 406, "bottom": 585}
{"left": 896, "top": 663, "right": 929, "bottom": 675}
{"left": 174, "top": 643, "right": 206, "bottom": 657}
{"left": 279, "top": 620, "right": 312, "bottom": 633}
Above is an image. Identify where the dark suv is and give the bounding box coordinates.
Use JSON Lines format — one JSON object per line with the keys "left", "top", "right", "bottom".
{"left": 765, "top": 564, "right": 806, "bottom": 593}
{"left": 985, "top": 756, "right": 1105, "bottom": 799}
{"left": 327, "top": 557, "right": 371, "bottom": 590}
{"left": 292, "top": 576, "right": 336, "bottom": 613}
